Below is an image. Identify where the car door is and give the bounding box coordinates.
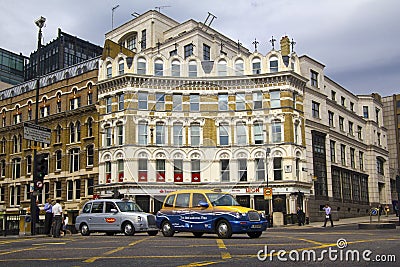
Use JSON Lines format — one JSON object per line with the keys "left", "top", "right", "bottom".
{"left": 172, "top": 193, "right": 191, "bottom": 231}
{"left": 89, "top": 201, "right": 105, "bottom": 231}
{"left": 190, "top": 193, "right": 213, "bottom": 232}
{"left": 103, "top": 201, "right": 120, "bottom": 231}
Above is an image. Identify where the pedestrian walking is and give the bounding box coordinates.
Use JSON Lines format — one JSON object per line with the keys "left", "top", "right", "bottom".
{"left": 44, "top": 198, "right": 53, "bottom": 236}
{"left": 297, "top": 207, "right": 305, "bottom": 226}
{"left": 52, "top": 199, "right": 63, "bottom": 238}
{"left": 322, "top": 204, "right": 333, "bottom": 227}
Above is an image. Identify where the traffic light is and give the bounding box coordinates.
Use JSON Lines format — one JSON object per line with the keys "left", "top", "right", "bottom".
{"left": 34, "top": 154, "right": 47, "bottom": 191}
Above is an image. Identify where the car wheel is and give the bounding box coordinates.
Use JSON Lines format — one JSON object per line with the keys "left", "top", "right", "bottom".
{"left": 193, "top": 232, "right": 204, "bottom": 238}
{"left": 216, "top": 220, "right": 232, "bottom": 239}
{"left": 147, "top": 230, "right": 158, "bottom": 236}
{"left": 161, "top": 221, "right": 174, "bottom": 237}
{"left": 247, "top": 231, "right": 262, "bottom": 238}
{"left": 123, "top": 222, "right": 135, "bottom": 236}
{"left": 80, "top": 223, "right": 90, "bottom": 236}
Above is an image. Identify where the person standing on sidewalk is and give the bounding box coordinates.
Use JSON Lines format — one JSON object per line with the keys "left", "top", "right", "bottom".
{"left": 52, "top": 199, "right": 63, "bottom": 238}
{"left": 43, "top": 198, "right": 53, "bottom": 236}
{"left": 322, "top": 204, "right": 334, "bottom": 227}
{"left": 297, "top": 207, "right": 305, "bottom": 226}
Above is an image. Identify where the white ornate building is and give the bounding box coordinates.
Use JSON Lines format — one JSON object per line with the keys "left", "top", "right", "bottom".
{"left": 95, "top": 10, "right": 391, "bottom": 220}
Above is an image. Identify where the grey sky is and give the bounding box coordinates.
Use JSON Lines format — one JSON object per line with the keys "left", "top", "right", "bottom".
{"left": 1, "top": 0, "right": 398, "bottom": 96}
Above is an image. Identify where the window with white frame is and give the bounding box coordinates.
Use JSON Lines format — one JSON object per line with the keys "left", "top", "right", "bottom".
{"left": 70, "top": 96, "right": 81, "bottom": 110}
{"left": 253, "top": 121, "right": 263, "bottom": 144}
{"left": 76, "top": 121, "right": 81, "bottom": 142}
{"left": 190, "top": 94, "right": 199, "bottom": 112}
{"left": 138, "top": 121, "right": 148, "bottom": 145}
{"left": 188, "top": 61, "right": 197, "bottom": 77}
{"left": 137, "top": 58, "right": 146, "bottom": 74}
{"left": 56, "top": 125, "right": 62, "bottom": 143}
{"left": 116, "top": 122, "right": 123, "bottom": 145}
{"left": 252, "top": 58, "right": 261, "bottom": 74}
{"left": 154, "top": 59, "right": 163, "bottom": 76}
{"left": 86, "top": 145, "right": 94, "bottom": 167}
{"left": 69, "top": 148, "right": 80, "bottom": 173}
{"left": 270, "top": 91, "right": 280, "bottom": 108}
{"left": 106, "top": 64, "right": 112, "bottom": 78}
{"left": 118, "top": 159, "right": 124, "bottom": 182}
{"left": 138, "top": 92, "right": 148, "bottom": 110}
{"left": 218, "top": 94, "right": 228, "bottom": 111}
{"left": 190, "top": 123, "right": 200, "bottom": 146}
{"left": 174, "top": 159, "right": 183, "bottom": 182}
{"left": 138, "top": 158, "right": 148, "bottom": 182}
{"left": 271, "top": 120, "right": 282, "bottom": 143}
{"left": 273, "top": 157, "right": 282, "bottom": 180}
{"left": 55, "top": 181, "right": 62, "bottom": 198}
{"left": 156, "top": 122, "right": 165, "bottom": 145}
{"left": 253, "top": 91, "right": 262, "bottom": 110}
{"left": 191, "top": 159, "right": 201, "bottom": 182}
{"left": 294, "top": 121, "right": 300, "bottom": 144}
{"left": 236, "top": 93, "right": 246, "bottom": 110}
{"left": 56, "top": 150, "right": 62, "bottom": 170}
{"left": 87, "top": 178, "right": 94, "bottom": 196}
{"left": 173, "top": 94, "right": 182, "bottom": 111}
{"left": 106, "top": 97, "right": 112, "bottom": 113}
{"left": 269, "top": 56, "right": 278, "bottom": 72}
{"left": 217, "top": 60, "right": 227, "bottom": 76}
{"left": 219, "top": 123, "right": 229, "bottom": 145}
{"left": 236, "top": 122, "right": 247, "bottom": 145}
{"left": 118, "top": 93, "right": 124, "bottom": 111}
{"left": 1, "top": 159, "right": 5, "bottom": 177}
{"left": 171, "top": 60, "right": 180, "bottom": 77}
{"left": 235, "top": 59, "right": 244, "bottom": 75}
{"left": 238, "top": 158, "right": 247, "bottom": 182}
{"left": 26, "top": 155, "right": 32, "bottom": 174}
{"left": 220, "top": 159, "right": 230, "bottom": 182}
{"left": 156, "top": 159, "right": 166, "bottom": 182}
{"left": 155, "top": 93, "right": 165, "bottom": 111}
{"left": 118, "top": 60, "right": 124, "bottom": 75}
{"left": 255, "top": 158, "right": 265, "bottom": 181}
{"left": 173, "top": 123, "right": 183, "bottom": 146}
{"left": 87, "top": 118, "right": 93, "bottom": 137}
{"left": 105, "top": 161, "right": 111, "bottom": 183}
{"left": 105, "top": 124, "right": 112, "bottom": 147}
{"left": 12, "top": 158, "right": 21, "bottom": 179}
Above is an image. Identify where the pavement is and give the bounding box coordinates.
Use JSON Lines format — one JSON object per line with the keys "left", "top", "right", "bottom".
{"left": 282, "top": 213, "right": 400, "bottom": 228}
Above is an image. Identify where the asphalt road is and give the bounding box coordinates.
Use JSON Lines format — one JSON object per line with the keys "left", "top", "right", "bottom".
{"left": 0, "top": 224, "right": 399, "bottom": 267}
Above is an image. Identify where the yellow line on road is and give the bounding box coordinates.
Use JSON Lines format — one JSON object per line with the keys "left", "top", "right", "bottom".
{"left": 216, "top": 239, "right": 231, "bottom": 259}
{"left": 83, "top": 236, "right": 154, "bottom": 263}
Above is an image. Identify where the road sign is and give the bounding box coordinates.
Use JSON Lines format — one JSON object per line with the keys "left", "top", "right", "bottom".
{"left": 23, "top": 122, "right": 51, "bottom": 144}
{"left": 263, "top": 187, "right": 273, "bottom": 200}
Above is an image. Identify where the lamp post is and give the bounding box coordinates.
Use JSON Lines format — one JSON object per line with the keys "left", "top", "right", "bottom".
{"left": 265, "top": 147, "right": 271, "bottom": 216}
{"left": 30, "top": 16, "right": 46, "bottom": 236}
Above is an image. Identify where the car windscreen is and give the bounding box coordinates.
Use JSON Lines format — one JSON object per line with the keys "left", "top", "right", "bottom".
{"left": 116, "top": 201, "right": 143, "bottom": 212}
{"left": 206, "top": 193, "right": 240, "bottom": 206}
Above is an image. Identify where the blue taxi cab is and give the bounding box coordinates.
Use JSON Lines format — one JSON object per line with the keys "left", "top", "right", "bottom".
{"left": 156, "top": 189, "right": 267, "bottom": 238}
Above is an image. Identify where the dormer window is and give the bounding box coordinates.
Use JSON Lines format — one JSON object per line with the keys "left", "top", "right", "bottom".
{"left": 269, "top": 56, "right": 278, "bottom": 72}
{"left": 252, "top": 58, "right": 261, "bottom": 74}
{"left": 310, "top": 70, "right": 318, "bottom": 87}
{"left": 184, "top": 43, "right": 194, "bottom": 59}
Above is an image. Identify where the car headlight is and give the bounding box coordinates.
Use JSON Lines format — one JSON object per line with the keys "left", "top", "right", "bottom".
{"left": 137, "top": 216, "right": 142, "bottom": 222}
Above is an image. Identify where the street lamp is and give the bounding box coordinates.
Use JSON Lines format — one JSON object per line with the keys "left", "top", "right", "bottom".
{"left": 30, "top": 16, "right": 46, "bottom": 236}
{"left": 265, "top": 147, "right": 271, "bottom": 217}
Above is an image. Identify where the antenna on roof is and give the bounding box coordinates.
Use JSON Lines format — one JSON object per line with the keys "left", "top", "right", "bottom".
{"left": 202, "top": 12, "right": 217, "bottom": 32}
{"left": 111, "top": 5, "right": 120, "bottom": 30}
{"left": 155, "top": 6, "right": 171, "bottom": 13}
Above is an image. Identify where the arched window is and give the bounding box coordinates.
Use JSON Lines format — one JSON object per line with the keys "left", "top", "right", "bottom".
{"left": 154, "top": 59, "right": 163, "bottom": 76}
{"left": 137, "top": 57, "right": 146, "bottom": 74}
{"left": 269, "top": 56, "right": 278, "bottom": 72}
{"left": 217, "top": 59, "right": 227, "bottom": 76}
{"left": 87, "top": 117, "right": 93, "bottom": 137}
{"left": 104, "top": 124, "right": 112, "bottom": 147}
{"left": 106, "top": 63, "right": 112, "bottom": 78}
{"left": 171, "top": 60, "right": 180, "bottom": 77}
{"left": 116, "top": 122, "right": 124, "bottom": 145}
{"left": 252, "top": 58, "right": 261, "bottom": 74}
{"left": 188, "top": 61, "right": 197, "bottom": 77}
{"left": 235, "top": 59, "right": 244, "bottom": 75}
{"left": 118, "top": 59, "right": 124, "bottom": 75}
{"left": 69, "top": 123, "right": 75, "bottom": 143}
{"left": 76, "top": 121, "right": 81, "bottom": 142}
{"left": 236, "top": 122, "right": 247, "bottom": 145}
{"left": 86, "top": 144, "right": 94, "bottom": 166}
{"left": 253, "top": 121, "right": 264, "bottom": 144}
{"left": 56, "top": 125, "right": 62, "bottom": 143}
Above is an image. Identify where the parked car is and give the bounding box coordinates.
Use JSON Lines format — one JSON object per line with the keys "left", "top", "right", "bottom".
{"left": 75, "top": 199, "right": 158, "bottom": 236}
{"left": 156, "top": 189, "right": 268, "bottom": 238}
